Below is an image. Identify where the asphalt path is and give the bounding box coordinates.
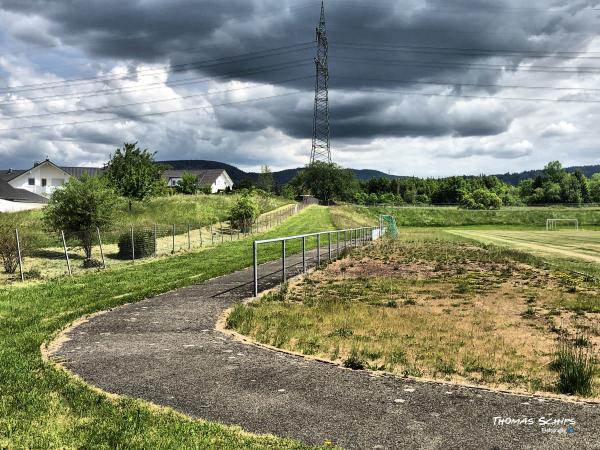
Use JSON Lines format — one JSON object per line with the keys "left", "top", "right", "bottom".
{"left": 50, "top": 246, "right": 600, "bottom": 449}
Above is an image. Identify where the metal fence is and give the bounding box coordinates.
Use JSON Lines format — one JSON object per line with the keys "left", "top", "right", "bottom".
{"left": 252, "top": 225, "right": 382, "bottom": 296}
{"left": 3, "top": 203, "right": 304, "bottom": 284}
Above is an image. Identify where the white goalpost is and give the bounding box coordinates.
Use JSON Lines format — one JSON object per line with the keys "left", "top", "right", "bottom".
{"left": 546, "top": 219, "right": 579, "bottom": 231}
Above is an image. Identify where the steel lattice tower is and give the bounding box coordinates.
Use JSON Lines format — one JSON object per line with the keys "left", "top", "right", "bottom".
{"left": 310, "top": 1, "right": 331, "bottom": 164}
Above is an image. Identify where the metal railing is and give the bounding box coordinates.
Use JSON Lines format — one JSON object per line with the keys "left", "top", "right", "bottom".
{"left": 252, "top": 225, "right": 382, "bottom": 296}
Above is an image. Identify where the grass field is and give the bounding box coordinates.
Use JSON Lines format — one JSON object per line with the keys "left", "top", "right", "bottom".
{"left": 0, "top": 206, "right": 340, "bottom": 449}
{"left": 359, "top": 205, "right": 600, "bottom": 228}
{"left": 449, "top": 229, "right": 600, "bottom": 264}
{"left": 228, "top": 230, "right": 600, "bottom": 399}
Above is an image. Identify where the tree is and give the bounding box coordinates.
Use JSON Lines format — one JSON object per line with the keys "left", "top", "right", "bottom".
{"left": 257, "top": 165, "right": 275, "bottom": 193}
{"left": 589, "top": 173, "right": 600, "bottom": 202}
{"left": 176, "top": 171, "right": 199, "bottom": 195}
{"left": 44, "top": 175, "right": 119, "bottom": 265}
{"left": 286, "top": 161, "right": 359, "bottom": 204}
{"left": 104, "top": 142, "right": 165, "bottom": 209}
{"left": 228, "top": 191, "right": 260, "bottom": 232}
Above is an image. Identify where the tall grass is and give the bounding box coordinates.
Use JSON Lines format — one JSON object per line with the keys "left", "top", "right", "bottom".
{"left": 553, "top": 338, "right": 597, "bottom": 397}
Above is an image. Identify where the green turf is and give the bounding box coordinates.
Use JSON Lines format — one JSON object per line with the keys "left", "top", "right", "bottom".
{"left": 358, "top": 205, "right": 600, "bottom": 229}
{"left": 0, "top": 206, "right": 337, "bottom": 449}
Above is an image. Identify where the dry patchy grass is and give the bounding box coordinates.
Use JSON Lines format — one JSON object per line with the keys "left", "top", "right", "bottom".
{"left": 227, "top": 235, "right": 600, "bottom": 398}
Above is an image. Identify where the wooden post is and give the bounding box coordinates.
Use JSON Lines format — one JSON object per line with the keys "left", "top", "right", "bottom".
{"left": 199, "top": 227, "right": 203, "bottom": 247}
{"left": 15, "top": 229, "right": 24, "bottom": 282}
{"left": 172, "top": 224, "right": 176, "bottom": 254}
{"left": 61, "top": 231, "right": 72, "bottom": 276}
{"left": 96, "top": 227, "right": 106, "bottom": 269}
{"left": 188, "top": 224, "right": 191, "bottom": 250}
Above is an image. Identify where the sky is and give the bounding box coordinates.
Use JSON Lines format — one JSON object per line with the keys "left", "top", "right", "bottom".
{"left": 1, "top": 0, "right": 600, "bottom": 177}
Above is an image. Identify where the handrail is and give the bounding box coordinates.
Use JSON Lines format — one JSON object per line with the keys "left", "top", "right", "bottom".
{"left": 252, "top": 225, "right": 383, "bottom": 297}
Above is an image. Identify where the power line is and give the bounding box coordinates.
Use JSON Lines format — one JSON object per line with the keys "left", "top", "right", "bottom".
{"left": 0, "top": 90, "right": 307, "bottom": 132}
{"left": 335, "top": 85, "right": 600, "bottom": 104}
{"left": 0, "top": 60, "right": 310, "bottom": 107}
{"left": 332, "top": 42, "right": 600, "bottom": 60}
{"left": 0, "top": 42, "right": 315, "bottom": 94}
{"left": 0, "top": 75, "right": 312, "bottom": 122}
{"left": 330, "top": 56, "right": 600, "bottom": 74}
{"left": 333, "top": 74, "right": 600, "bottom": 93}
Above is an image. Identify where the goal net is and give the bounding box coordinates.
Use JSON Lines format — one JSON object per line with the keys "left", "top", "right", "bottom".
{"left": 546, "top": 219, "right": 579, "bottom": 231}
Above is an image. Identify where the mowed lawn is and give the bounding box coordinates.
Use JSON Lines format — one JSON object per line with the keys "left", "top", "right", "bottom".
{"left": 450, "top": 229, "right": 600, "bottom": 264}
{"left": 0, "top": 206, "right": 337, "bottom": 450}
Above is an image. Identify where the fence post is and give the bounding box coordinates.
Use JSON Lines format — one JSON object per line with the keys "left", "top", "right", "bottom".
{"left": 253, "top": 241, "right": 258, "bottom": 297}
{"left": 61, "top": 230, "right": 72, "bottom": 276}
{"left": 96, "top": 227, "right": 106, "bottom": 269}
{"left": 200, "top": 227, "right": 203, "bottom": 247}
{"left": 282, "top": 239, "right": 286, "bottom": 283}
{"left": 188, "top": 224, "right": 191, "bottom": 250}
{"left": 328, "top": 232, "right": 332, "bottom": 261}
{"left": 171, "top": 224, "right": 175, "bottom": 253}
{"left": 221, "top": 222, "right": 224, "bottom": 243}
{"left": 337, "top": 230, "right": 340, "bottom": 258}
{"left": 302, "top": 236, "right": 306, "bottom": 273}
{"left": 15, "top": 229, "right": 24, "bottom": 282}
{"left": 153, "top": 224, "right": 157, "bottom": 256}
{"left": 129, "top": 226, "right": 135, "bottom": 261}
{"left": 317, "top": 234, "right": 321, "bottom": 266}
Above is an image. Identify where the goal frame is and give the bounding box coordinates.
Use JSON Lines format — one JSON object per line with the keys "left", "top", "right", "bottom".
{"left": 546, "top": 219, "right": 579, "bottom": 231}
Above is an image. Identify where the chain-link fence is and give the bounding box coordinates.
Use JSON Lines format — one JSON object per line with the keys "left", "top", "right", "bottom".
{"left": 1, "top": 203, "right": 304, "bottom": 285}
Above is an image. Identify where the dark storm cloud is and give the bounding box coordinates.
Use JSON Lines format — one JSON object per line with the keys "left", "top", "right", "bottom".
{"left": 1, "top": 0, "right": 598, "bottom": 145}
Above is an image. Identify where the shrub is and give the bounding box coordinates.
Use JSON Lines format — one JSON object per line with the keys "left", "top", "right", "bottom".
{"left": 343, "top": 350, "right": 366, "bottom": 370}
{"left": 552, "top": 338, "right": 596, "bottom": 397}
{"left": 228, "top": 192, "right": 260, "bottom": 232}
{"left": 0, "top": 216, "right": 26, "bottom": 274}
{"left": 117, "top": 229, "right": 155, "bottom": 259}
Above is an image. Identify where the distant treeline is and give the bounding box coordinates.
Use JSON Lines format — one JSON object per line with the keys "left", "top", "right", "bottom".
{"left": 355, "top": 161, "right": 600, "bottom": 209}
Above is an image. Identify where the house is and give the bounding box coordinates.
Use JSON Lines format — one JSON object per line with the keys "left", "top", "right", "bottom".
{"left": 0, "top": 179, "right": 49, "bottom": 212}
{"left": 163, "top": 169, "right": 234, "bottom": 193}
{"left": 0, "top": 159, "right": 104, "bottom": 197}
{"left": 0, "top": 159, "right": 73, "bottom": 197}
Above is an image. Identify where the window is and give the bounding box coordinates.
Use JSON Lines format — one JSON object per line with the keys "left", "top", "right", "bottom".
{"left": 41, "top": 178, "right": 47, "bottom": 187}
{"left": 28, "top": 178, "right": 35, "bottom": 186}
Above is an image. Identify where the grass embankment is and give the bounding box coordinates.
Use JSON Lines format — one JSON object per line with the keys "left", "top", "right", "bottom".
{"left": 228, "top": 230, "right": 599, "bottom": 398}
{"left": 0, "top": 195, "right": 294, "bottom": 285}
{"left": 0, "top": 206, "right": 335, "bottom": 449}
{"left": 358, "top": 205, "right": 600, "bottom": 228}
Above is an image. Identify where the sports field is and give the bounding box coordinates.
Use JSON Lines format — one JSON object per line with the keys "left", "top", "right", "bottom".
{"left": 449, "top": 229, "right": 600, "bottom": 264}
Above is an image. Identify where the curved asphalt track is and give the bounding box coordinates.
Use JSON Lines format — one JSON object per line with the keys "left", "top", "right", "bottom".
{"left": 50, "top": 248, "right": 599, "bottom": 450}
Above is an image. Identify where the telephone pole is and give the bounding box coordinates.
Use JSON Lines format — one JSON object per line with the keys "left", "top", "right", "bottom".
{"left": 310, "top": 1, "right": 331, "bottom": 164}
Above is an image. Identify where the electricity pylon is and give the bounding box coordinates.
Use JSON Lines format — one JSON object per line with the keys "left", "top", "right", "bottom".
{"left": 310, "top": 1, "right": 331, "bottom": 164}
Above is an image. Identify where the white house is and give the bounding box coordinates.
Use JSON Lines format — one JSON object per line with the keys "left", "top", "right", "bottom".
{"left": 0, "top": 159, "right": 73, "bottom": 197}
{"left": 163, "top": 169, "right": 234, "bottom": 193}
{"left": 0, "top": 159, "right": 104, "bottom": 198}
{"left": 0, "top": 179, "right": 49, "bottom": 212}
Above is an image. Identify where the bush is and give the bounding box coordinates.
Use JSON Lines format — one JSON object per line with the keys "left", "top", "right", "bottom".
{"left": 0, "top": 216, "right": 26, "bottom": 274}
{"left": 228, "top": 192, "right": 260, "bottom": 232}
{"left": 552, "top": 337, "right": 596, "bottom": 397}
{"left": 117, "top": 229, "right": 155, "bottom": 259}
{"left": 343, "top": 350, "right": 366, "bottom": 370}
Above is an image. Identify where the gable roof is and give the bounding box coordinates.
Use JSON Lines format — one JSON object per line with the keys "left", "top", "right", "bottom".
{"left": 0, "top": 169, "right": 27, "bottom": 182}
{"left": 61, "top": 166, "right": 104, "bottom": 178}
{"left": 0, "top": 180, "right": 49, "bottom": 204}
{"left": 162, "top": 169, "right": 231, "bottom": 186}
